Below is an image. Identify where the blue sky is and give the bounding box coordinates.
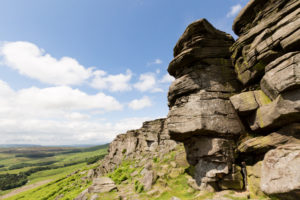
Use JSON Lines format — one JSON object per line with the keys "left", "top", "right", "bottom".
{"left": 0, "top": 0, "right": 247, "bottom": 145}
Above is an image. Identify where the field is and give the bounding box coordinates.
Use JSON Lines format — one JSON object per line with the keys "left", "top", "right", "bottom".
{"left": 0, "top": 144, "right": 108, "bottom": 199}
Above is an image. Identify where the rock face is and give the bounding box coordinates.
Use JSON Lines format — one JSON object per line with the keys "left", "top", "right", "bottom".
{"left": 229, "top": 0, "right": 300, "bottom": 199}
{"left": 231, "top": 0, "right": 300, "bottom": 86}
{"left": 261, "top": 144, "right": 300, "bottom": 200}
{"left": 87, "top": 0, "right": 299, "bottom": 199}
{"left": 165, "top": 0, "right": 300, "bottom": 198}
{"left": 95, "top": 118, "right": 177, "bottom": 176}
{"left": 166, "top": 19, "right": 245, "bottom": 191}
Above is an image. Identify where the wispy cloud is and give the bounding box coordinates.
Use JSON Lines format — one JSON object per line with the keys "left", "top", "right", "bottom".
{"left": 147, "top": 58, "right": 162, "bottom": 66}
{"left": 226, "top": 4, "right": 242, "bottom": 18}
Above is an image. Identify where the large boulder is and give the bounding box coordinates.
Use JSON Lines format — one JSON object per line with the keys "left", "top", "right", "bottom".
{"left": 261, "top": 144, "right": 300, "bottom": 200}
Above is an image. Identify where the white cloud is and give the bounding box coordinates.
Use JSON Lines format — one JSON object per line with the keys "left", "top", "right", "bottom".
{"left": 226, "top": 4, "right": 242, "bottom": 18}
{"left": 128, "top": 96, "right": 152, "bottom": 110}
{"left": 0, "top": 80, "right": 157, "bottom": 145}
{"left": 0, "top": 80, "right": 122, "bottom": 121}
{"left": 160, "top": 73, "right": 175, "bottom": 83}
{"left": 147, "top": 58, "right": 162, "bottom": 66}
{"left": 0, "top": 41, "right": 92, "bottom": 85}
{"left": 134, "top": 73, "right": 163, "bottom": 92}
{"left": 0, "top": 117, "right": 151, "bottom": 145}
{"left": 90, "top": 69, "right": 132, "bottom": 92}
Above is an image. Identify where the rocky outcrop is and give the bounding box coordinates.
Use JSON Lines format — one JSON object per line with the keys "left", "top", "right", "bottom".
{"left": 95, "top": 118, "right": 177, "bottom": 176}
{"left": 167, "top": 19, "right": 243, "bottom": 142}
{"left": 231, "top": 0, "right": 299, "bottom": 86}
{"left": 165, "top": 0, "right": 299, "bottom": 199}
{"left": 166, "top": 19, "right": 245, "bottom": 191}
{"left": 87, "top": 0, "right": 299, "bottom": 199}
{"left": 229, "top": 0, "right": 300, "bottom": 199}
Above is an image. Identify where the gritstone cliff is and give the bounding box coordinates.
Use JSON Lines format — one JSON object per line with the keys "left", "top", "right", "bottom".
{"left": 80, "top": 0, "right": 300, "bottom": 199}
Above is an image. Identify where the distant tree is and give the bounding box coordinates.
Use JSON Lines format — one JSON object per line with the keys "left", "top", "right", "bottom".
{"left": 0, "top": 173, "right": 28, "bottom": 190}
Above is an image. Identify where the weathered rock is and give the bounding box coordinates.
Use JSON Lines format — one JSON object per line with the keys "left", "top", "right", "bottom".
{"left": 245, "top": 162, "right": 267, "bottom": 199}
{"left": 230, "top": 90, "right": 271, "bottom": 116}
{"left": 238, "top": 123, "right": 300, "bottom": 154}
{"left": 231, "top": 0, "right": 300, "bottom": 85}
{"left": 167, "top": 90, "right": 243, "bottom": 141}
{"left": 218, "top": 165, "right": 244, "bottom": 190}
{"left": 90, "top": 194, "right": 98, "bottom": 200}
{"left": 169, "top": 19, "right": 234, "bottom": 77}
{"left": 249, "top": 89, "right": 300, "bottom": 131}
{"left": 74, "top": 189, "right": 88, "bottom": 200}
{"left": 183, "top": 136, "right": 236, "bottom": 190}
{"left": 88, "top": 177, "right": 117, "bottom": 193}
{"left": 141, "top": 170, "right": 156, "bottom": 191}
{"left": 168, "top": 63, "right": 241, "bottom": 107}
{"left": 261, "top": 144, "right": 300, "bottom": 199}
{"left": 96, "top": 118, "right": 177, "bottom": 175}
{"left": 261, "top": 52, "right": 300, "bottom": 100}
{"left": 166, "top": 18, "right": 245, "bottom": 190}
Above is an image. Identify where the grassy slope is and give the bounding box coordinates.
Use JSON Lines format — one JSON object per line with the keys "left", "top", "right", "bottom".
{"left": 0, "top": 145, "right": 108, "bottom": 198}
{"left": 0, "top": 145, "right": 107, "bottom": 174}
{"left": 4, "top": 164, "right": 97, "bottom": 200}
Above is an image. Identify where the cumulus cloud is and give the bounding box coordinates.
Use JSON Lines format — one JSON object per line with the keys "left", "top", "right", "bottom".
{"left": 128, "top": 96, "right": 152, "bottom": 110}
{"left": 0, "top": 117, "right": 151, "bottom": 145}
{"left": 0, "top": 80, "right": 122, "bottom": 120}
{"left": 226, "top": 4, "right": 242, "bottom": 18}
{"left": 0, "top": 41, "right": 92, "bottom": 85}
{"left": 90, "top": 69, "right": 132, "bottom": 92}
{"left": 0, "top": 80, "right": 156, "bottom": 145}
{"left": 134, "top": 73, "right": 163, "bottom": 92}
{"left": 160, "top": 73, "right": 175, "bottom": 83}
{"left": 147, "top": 58, "right": 162, "bottom": 66}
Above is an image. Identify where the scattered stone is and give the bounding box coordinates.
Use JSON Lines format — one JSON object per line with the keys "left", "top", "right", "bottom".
{"left": 170, "top": 161, "right": 177, "bottom": 168}
{"left": 90, "top": 194, "right": 98, "bottom": 200}
{"left": 88, "top": 177, "right": 117, "bottom": 193}
{"left": 147, "top": 189, "right": 160, "bottom": 197}
{"left": 141, "top": 170, "right": 157, "bottom": 191}
{"left": 74, "top": 189, "right": 88, "bottom": 200}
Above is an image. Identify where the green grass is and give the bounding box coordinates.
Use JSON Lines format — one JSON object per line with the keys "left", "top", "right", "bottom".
{"left": 27, "top": 163, "right": 86, "bottom": 184}
{"left": 0, "top": 145, "right": 108, "bottom": 199}
{"left": 0, "top": 145, "right": 108, "bottom": 172}
{"left": 4, "top": 166, "right": 94, "bottom": 200}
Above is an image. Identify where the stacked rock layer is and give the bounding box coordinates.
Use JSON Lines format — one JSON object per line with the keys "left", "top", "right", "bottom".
{"left": 166, "top": 19, "right": 245, "bottom": 191}
{"left": 166, "top": 0, "right": 300, "bottom": 199}
{"left": 95, "top": 118, "right": 177, "bottom": 176}
{"left": 230, "top": 0, "right": 300, "bottom": 199}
